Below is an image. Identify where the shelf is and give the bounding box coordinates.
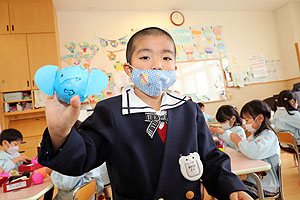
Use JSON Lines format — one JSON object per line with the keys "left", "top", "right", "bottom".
{"left": 4, "top": 99, "right": 33, "bottom": 104}
{"left": 3, "top": 108, "right": 45, "bottom": 116}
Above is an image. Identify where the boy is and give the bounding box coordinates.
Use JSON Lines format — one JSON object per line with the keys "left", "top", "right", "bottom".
{"left": 0, "top": 128, "right": 29, "bottom": 172}
{"left": 38, "top": 27, "right": 253, "bottom": 199}
{"left": 197, "top": 102, "right": 215, "bottom": 122}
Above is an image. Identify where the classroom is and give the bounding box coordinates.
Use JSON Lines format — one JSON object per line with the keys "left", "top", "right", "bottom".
{"left": 0, "top": 0, "right": 300, "bottom": 199}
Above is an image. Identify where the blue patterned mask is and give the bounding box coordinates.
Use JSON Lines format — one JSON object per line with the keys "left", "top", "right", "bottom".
{"left": 130, "top": 66, "right": 176, "bottom": 96}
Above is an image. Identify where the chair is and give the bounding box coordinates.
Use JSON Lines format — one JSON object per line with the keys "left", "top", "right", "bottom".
{"left": 276, "top": 132, "right": 300, "bottom": 186}
{"left": 73, "top": 179, "right": 97, "bottom": 200}
{"left": 265, "top": 160, "right": 284, "bottom": 200}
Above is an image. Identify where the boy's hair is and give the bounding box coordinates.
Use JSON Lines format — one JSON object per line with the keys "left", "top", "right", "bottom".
{"left": 0, "top": 128, "right": 23, "bottom": 145}
{"left": 197, "top": 102, "right": 204, "bottom": 108}
{"left": 276, "top": 90, "right": 298, "bottom": 115}
{"left": 216, "top": 105, "right": 242, "bottom": 126}
{"left": 240, "top": 100, "right": 275, "bottom": 137}
{"left": 126, "top": 27, "right": 176, "bottom": 64}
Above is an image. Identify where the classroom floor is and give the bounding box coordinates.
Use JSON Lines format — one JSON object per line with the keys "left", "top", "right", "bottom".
{"left": 203, "top": 150, "right": 300, "bottom": 200}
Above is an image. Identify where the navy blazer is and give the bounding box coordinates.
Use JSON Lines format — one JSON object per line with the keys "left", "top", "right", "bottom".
{"left": 38, "top": 95, "right": 251, "bottom": 200}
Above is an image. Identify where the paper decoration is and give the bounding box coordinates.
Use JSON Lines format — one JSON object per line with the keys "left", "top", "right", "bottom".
{"left": 167, "top": 26, "right": 227, "bottom": 61}
{"left": 113, "top": 61, "right": 124, "bottom": 71}
{"left": 249, "top": 55, "right": 268, "bottom": 78}
{"left": 79, "top": 42, "right": 89, "bottom": 52}
{"left": 64, "top": 42, "right": 76, "bottom": 53}
{"left": 95, "top": 35, "right": 127, "bottom": 48}
{"left": 89, "top": 44, "right": 100, "bottom": 55}
{"left": 108, "top": 52, "right": 116, "bottom": 61}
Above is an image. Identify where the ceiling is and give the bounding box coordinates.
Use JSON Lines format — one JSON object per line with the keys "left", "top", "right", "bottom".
{"left": 53, "top": 0, "right": 300, "bottom": 12}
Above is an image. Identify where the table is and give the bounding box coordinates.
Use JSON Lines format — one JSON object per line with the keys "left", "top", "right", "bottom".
{"left": 224, "top": 147, "right": 271, "bottom": 200}
{"left": 0, "top": 176, "right": 53, "bottom": 200}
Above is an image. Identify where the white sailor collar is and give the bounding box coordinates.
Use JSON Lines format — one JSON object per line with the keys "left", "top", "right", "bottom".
{"left": 121, "top": 85, "right": 189, "bottom": 115}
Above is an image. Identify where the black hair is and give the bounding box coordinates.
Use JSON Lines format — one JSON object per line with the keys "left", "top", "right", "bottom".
{"left": 197, "top": 102, "right": 204, "bottom": 108}
{"left": 0, "top": 128, "right": 23, "bottom": 145}
{"left": 240, "top": 100, "right": 275, "bottom": 138}
{"left": 276, "top": 90, "right": 298, "bottom": 115}
{"left": 126, "top": 27, "right": 176, "bottom": 64}
{"left": 216, "top": 105, "right": 242, "bottom": 126}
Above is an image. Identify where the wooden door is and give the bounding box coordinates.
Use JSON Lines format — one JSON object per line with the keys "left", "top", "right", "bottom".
{"left": 27, "top": 33, "right": 60, "bottom": 89}
{"left": 8, "top": 0, "right": 55, "bottom": 33}
{"left": 0, "top": 1, "right": 10, "bottom": 34}
{"left": 0, "top": 35, "right": 31, "bottom": 91}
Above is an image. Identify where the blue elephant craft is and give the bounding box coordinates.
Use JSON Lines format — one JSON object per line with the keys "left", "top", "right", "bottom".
{"left": 34, "top": 65, "right": 109, "bottom": 104}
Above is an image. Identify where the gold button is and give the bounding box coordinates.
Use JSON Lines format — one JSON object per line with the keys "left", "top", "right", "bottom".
{"left": 158, "top": 198, "right": 164, "bottom": 200}
{"left": 186, "top": 191, "right": 194, "bottom": 199}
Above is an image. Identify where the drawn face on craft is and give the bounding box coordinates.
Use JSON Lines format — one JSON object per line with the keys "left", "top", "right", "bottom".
{"left": 54, "top": 66, "right": 89, "bottom": 103}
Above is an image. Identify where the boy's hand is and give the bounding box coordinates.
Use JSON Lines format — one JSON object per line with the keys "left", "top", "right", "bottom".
{"left": 46, "top": 94, "right": 81, "bottom": 150}
{"left": 45, "top": 167, "right": 53, "bottom": 176}
{"left": 230, "top": 133, "right": 242, "bottom": 147}
{"left": 12, "top": 155, "right": 30, "bottom": 164}
{"left": 230, "top": 191, "right": 254, "bottom": 200}
{"left": 0, "top": 167, "right": 4, "bottom": 173}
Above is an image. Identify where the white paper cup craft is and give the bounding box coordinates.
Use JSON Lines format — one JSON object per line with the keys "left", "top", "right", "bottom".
{"left": 179, "top": 152, "right": 203, "bottom": 181}
{"left": 34, "top": 65, "right": 109, "bottom": 104}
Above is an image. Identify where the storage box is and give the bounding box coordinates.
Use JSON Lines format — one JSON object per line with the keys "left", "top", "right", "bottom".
{"left": 2, "top": 177, "right": 31, "bottom": 192}
{"left": 18, "top": 163, "right": 43, "bottom": 173}
{"left": 3, "top": 92, "right": 23, "bottom": 101}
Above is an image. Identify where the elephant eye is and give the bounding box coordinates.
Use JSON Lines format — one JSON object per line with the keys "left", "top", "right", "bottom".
{"left": 61, "top": 74, "right": 63, "bottom": 77}
{"left": 76, "top": 77, "right": 81, "bottom": 81}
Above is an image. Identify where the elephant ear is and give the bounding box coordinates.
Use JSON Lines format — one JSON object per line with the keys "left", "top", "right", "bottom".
{"left": 85, "top": 69, "right": 109, "bottom": 96}
{"left": 34, "top": 65, "right": 59, "bottom": 96}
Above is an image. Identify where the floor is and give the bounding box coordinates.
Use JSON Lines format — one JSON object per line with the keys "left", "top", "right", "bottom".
{"left": 203, "top": 150, "right": 300, "bottom": 200}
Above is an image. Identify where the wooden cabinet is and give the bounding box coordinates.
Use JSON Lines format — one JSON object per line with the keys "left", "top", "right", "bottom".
{"left": 0, "top": 1, "right": 9, "bottom": 34}
{"left": 0, "top": 35, "right": 31, "bottom": 91}
{"left": 0, "top": 0, "right": 55, "bottom": 34}
{"left": 27, "top": 33, "right": 60, "bottom": 89}
{"left": 0, "top": 33, "right": 60, "bottom": 92}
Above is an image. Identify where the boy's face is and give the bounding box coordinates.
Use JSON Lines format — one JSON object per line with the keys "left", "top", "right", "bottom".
{"left": 124, "top": 35, "right": 177, "bottom": 76}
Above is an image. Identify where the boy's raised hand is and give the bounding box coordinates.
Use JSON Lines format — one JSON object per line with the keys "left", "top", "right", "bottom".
{"left": 12, "top": 155, "right": 30, "bottom": 164}
{"left": 46, "top": 93, "right": 81, "bottom": 150}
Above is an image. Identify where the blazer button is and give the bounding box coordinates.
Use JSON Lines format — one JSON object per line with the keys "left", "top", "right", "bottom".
{"left": 186, "top": 191, "right": 194, "bottom": 199}
{"left": 158, "top": 198, "right": 164, "bottom": 200}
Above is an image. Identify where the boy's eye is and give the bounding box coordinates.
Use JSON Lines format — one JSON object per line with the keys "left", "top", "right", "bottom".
{"left": 139, "top": 56, "right": 150, "bottom": 60}
{"left": 163, "top": 57, "right": 172, "bottom": 61}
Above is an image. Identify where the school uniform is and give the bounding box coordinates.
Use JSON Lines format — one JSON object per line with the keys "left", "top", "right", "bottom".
{"left": 218, "top": 126, "right": 246, "bottom": 150}
{"left": 238, "top": 129, "right": 280, "bottom": 194}
{"left": 0, "top": 150, "right": 23, "bottom": 172}
{"left": 272, "top": 107, "right": 300, "bottom": 145}
{"left": 51, "top": 165, "right": 105, "bottom": 200}
{"left": 38, "top": 85, "right": 252, "bottom": 200}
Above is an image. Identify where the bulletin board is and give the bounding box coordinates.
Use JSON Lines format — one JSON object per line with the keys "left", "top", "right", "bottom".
{"left": 171, "top": 59, "right": 227, "bottom": 102}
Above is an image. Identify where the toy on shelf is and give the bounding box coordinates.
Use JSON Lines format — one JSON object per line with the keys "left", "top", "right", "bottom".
{"left": 34, "top": 65, "right": 109, "bottom": 104}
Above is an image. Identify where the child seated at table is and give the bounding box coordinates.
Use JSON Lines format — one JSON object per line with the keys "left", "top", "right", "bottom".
{"left": 48, "top": 162, "right": 109, "bottom": 200}
{"left": 209, "top": 105, "right": 246, "bottom": 150}
{"left": 230, "top": 100, "right": 280, "bottom": 198}
{"left": 197, "top": 102, "right": 215, "bottom": 122}
{"left": 0, "top": 128, "right": 29, "bottom": 172}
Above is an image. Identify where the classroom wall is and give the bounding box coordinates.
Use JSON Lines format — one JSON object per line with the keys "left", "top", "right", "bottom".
{"left": 56, "top": 10, "right": 289, "bottom": 114}
{"left": 274, "top": 3, "right": 300, "bottom": 79}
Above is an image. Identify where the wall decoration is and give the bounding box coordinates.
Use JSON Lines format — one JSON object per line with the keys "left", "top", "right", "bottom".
{"left": 167, "top": 26, "right": 227, "bottom": 61}
{"left": 95, "top": 35, "right": 127, "bottom": 48}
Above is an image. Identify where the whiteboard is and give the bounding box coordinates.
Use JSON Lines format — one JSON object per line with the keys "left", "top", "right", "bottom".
{"left": 171, "top": 59, "right": 227, "bottom": 102}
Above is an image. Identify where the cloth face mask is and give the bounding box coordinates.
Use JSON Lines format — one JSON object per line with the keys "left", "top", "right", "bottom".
{"left": 130, "top": 65, "right": 176, "bottom": 96}
{"left": 6, "top": 144, "right": 19, "bottom": 155}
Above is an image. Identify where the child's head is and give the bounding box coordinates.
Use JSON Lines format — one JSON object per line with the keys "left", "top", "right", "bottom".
{"left": 216, "top": 105, "right": 242, "bottom": 129}
{"left": 125, "top": 27, "right": 176, "bottom": 66}
{"left": 123, "top": 27, "right": 177, "bottom": 97}
{"left": 197, "top": 102, "right": 205, "bottom": 112}
{"left": 0, "top": 128, "right": 23, "bottom": 154}
{"left": 240, "top": 100, "right": 273, "bottom": 137}
{"left": 277, "top": 90, "right": 298, "bottom": 114}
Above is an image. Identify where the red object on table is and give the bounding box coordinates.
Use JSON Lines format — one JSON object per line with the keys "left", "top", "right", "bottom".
{"left": 2, "top": 177, "right": 31, "bottom": 193}
{"left": 18, "top": 163, "right": 43, "bottom": 173}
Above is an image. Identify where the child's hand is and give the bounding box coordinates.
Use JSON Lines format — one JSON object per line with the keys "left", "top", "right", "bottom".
{"left": 45, "top": 167, "right": 53, "bottom": 176}
{"left": 209, "top": 127, "right": 225, "bottom": 135}
{"left": 229, "top": 191, "right": 253, "bottom": 200}
{"left": 0, "top": 167, "right": 4, "bottom": 173}
{"left": 12, "top": 155, "right": 30, "bottom": 164}
{"left": 230, "top": 133, "right": 242, "bottom": 147}
{"left": 46, "top": 93, "right": 81, "bottom": 150}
